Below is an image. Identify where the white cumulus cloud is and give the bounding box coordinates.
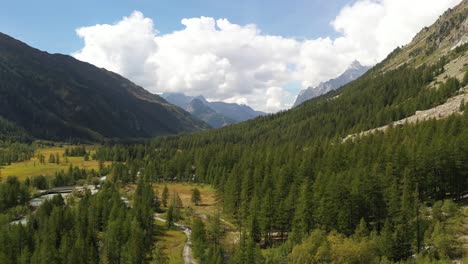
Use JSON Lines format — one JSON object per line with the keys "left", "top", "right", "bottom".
{"left": 331, "top": 0, "right": 462, "bottom": 65}
{"left": 74, "top": 11, "right": 159, "bottom": 89}
{"left": 73, "top": 0, "right": 461, "bottom": 112}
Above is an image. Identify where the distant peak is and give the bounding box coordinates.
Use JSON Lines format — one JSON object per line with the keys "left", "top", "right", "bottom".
{"left": 161, "top": 92, "right": 185, "bottom": 97}
{"left": 194, "top": 95, "right": 208, "bottom": 103}
{"left": 189, "top": 98, "right": 205, "bottom": 107}
{"left": 292, "top": 59, "right": 370, "bottom": 107}
{"left": 347, "top": 60, "right": 364, "bottom": 70}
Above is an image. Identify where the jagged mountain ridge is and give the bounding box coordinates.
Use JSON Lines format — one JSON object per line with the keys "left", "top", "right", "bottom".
{"left": 187, "top": 99, "right": 236, "bottom": 128}
{"left": 162, "top": 92, "right": 265, "bottom": 128}
{"left": 0, "top": 32, "right": 209, "bottom": 141}
{"left": 293, "top": 61, "right": 369, "bottom": 107}
{"left": 158, "top": 0, "right": 468, "bottom": 148}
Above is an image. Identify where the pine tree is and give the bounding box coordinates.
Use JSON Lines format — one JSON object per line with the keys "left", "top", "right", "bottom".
{"left": 166, "top": 205, "right": 174, "bottom": 228}
{"left": 379, "top": 219, "right": 394, "bottom": 259}
{"left": 191, "top": 188, "right": 202, "bottom": 205}
{"left": 192, "top": 218, "right": 207, "bottom": 260}
{"left": 353, "top": 218, "right": 369, "bottom": 240}
{"left": 170, "top": 193, "right": 183, "bottom": 221}
{"left": 250, "top": 214, "right": 262, "bottom": 244}
{"left": 126, "top": 218, "right": 144, "bottom": 264}
{"left": 162, "top": 185, "right": 169, "bottom": 207}
{"left": 48, "top": 154, "right": 55, "bottom": 164}
{"left": 292, "top": 177, "right": 314, "bottom": 240}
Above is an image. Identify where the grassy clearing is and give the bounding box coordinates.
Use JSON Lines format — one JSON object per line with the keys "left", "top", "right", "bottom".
{"left": 0, "top": 145, "right": 107, "bottom": 181}
{"left": 154, "top": 219, "right": 186, "bottom": 264}
{"left": 152, "top": 183, "right": 241, "bottom": 259}
{"left": 153, "top": 182, "right": 219, "bottom": 216}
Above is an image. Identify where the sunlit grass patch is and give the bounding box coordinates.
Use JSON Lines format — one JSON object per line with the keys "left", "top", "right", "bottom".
{"left": 154, "top": 219, "right": 186, "bottom": 264}
{"left": 153, "top": 182, "right": 219, "bottom": 216}
{"left": 0, "top": 145, "right": 107, "bottom": 181}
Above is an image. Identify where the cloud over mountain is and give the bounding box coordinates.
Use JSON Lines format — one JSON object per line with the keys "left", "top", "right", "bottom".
{"left": 73, "top": 0, "right": 461, "bottom": 112}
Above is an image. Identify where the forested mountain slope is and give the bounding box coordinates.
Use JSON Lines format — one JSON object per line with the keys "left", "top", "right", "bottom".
{"left": 155, "top": 0, "right": 468, "bottom": 149}
{"left": 1, "top": 1, "right": 467, "bottom": 264}
{"left": 91, "top": 1, "right": 468, "bottom": 263}
{"left": 0, "top": 33, "right": 208, "bottom": 142}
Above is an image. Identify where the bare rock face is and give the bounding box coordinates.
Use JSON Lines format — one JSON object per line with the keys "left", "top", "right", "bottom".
{"left": 293, "top": 61, "right": 369, "bottom": 107}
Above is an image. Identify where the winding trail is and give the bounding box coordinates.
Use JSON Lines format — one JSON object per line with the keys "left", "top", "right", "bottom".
{"left": 154, "top": 214, "right": 196, "bottom": 264}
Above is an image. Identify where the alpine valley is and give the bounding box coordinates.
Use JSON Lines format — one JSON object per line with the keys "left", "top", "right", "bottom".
{"left": 0, "top": 1, "right": 467, "bottom": 264}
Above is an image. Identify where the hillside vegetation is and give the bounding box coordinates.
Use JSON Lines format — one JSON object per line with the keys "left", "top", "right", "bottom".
{"left": 90, "top": 2, "right": 468, "bottom": 263}
{"left": 0, "top": 1, "right": 467, "bottom": 264}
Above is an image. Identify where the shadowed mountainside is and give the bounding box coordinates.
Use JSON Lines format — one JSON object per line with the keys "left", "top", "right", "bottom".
{"left": 0, "top": 33, "right": 209, "bottom": 141}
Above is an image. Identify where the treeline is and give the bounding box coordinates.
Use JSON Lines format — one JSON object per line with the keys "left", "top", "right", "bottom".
{"left": 64, "top": 145, "right": 87, "bottom": 157}
{"left": 0, "top": 143, "right": 92, "bottom": 168}
{"left": 284, "top": 199, "right": 462, "bottom": 263}
{"left": 0, "top": 164, "right": 109, "bottom": 223}
{"left": 0, "top": 176, "right": 29, "bottom": 214}
{"left": 0, "top": 142, "right": 34, "bottom": 166}
{"left": 92, "top": 110, "right": 468, "bottom": 263}
{"left": 192, "top": 216, "right": 224, "bottom": 264}
{"left": 46, "top": 164, "right": 104, "bottom": 187}
{"left": 0, "top": 177, "right": 156, "bottom": 264}
{"left": 1, "top": 44, "right": 464, "bottom": 263}
{"left": 0, "top": 116, "right": 31, "bottom": 143}
{"left": 92, "top": 102, "right": 467, "bottom": 263}
{"left": 24, "top": 164, "right": 109, "bottom": 190}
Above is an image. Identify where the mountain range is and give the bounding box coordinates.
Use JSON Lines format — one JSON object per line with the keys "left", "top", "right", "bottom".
{"left": 0, "top": 32, "right": 208, "bottom": 142}
{"left": 160, "top": 0, "right": 468, "bottom": 149}
{"left": 0, "top": 1, "right": 467, "bottom": 262}
{"left": 0, "top": 0, "right": 466, "bottom": 143}
{"left": 162, "top": 92, "right": 265, "bottom": 128}
{"left": 293, "top": 61, "right": 369, "bottom": 107}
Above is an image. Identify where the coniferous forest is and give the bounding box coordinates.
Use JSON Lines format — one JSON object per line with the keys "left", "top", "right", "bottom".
{"left": 0, "top": 43, "right": 467, "bottom": 264}
{"left": 88, "top": 54, "right": 468, "bottom": 263}
{"left": 91, "top": 106, "right": 468, "bottom": 263}
{"left": 0, "top": 1, "right": 468, "bottom": 264}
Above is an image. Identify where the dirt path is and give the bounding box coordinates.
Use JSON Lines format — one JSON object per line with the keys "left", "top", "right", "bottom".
{"left": 154, "top": 214, "right": 196, "bottom": 264}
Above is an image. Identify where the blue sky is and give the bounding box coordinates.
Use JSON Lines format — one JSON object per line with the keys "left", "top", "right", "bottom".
{"left": 0, "top": 0, "right": 350, "bottom": 54}
{"left": 0, "top": 0, "right": 460, "bottom": 112}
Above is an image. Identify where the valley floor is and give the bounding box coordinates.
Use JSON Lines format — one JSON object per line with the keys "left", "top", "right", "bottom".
{"left": 0, "top": 145, "right": 108, "bottom": 181}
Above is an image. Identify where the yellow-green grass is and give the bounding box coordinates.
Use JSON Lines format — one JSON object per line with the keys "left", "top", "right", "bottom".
{"left": 0, "top": 146, "right": 108, "bottom": 181}
{"left": 148, "top": 183, "right": 239, "bottom": 261}
{"left": 153, "top": 183, "right": 219, "bottom": 216}
{"left": 154, "top": 220, "right": 186, "bottom": 264}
